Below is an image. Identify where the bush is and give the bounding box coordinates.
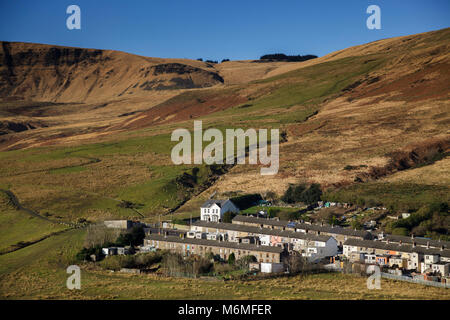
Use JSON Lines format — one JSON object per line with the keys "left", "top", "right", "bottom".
{"left": 99, "top": 255, "right": 136, "bottom": 271}
{"left": 392, "top": 227, "right": 409, "bottom": 236}
{"left": 236, "top": 255, "right": 257, "bottom": 269}
{"left": 213, "top": 262, "right": 235, "bottom": 274}
{"left": 161, "top": 253, "right": 212, "bottom": 276}
{"left": 230, "top": 194, "right": 262, "bottom": 210}
{"left": 115, "top": 226, "right": 145, "bottom": 247}
{"left": 228, "top": 253, "right": 236, "bottom": 265}
{"left": 134, "top": 252, "right": 163, "bottom": 268}
{"left": 282, "top": 183, "right": 322, "bottom": 205}
{"left": 76, "top": 245, "right": 104, "bottom": 262}
{"left": 351, "top": 220, "right": 363, "bottom": 230}
{"left": 222, "top": 211, "right": 236, "bottom": 223}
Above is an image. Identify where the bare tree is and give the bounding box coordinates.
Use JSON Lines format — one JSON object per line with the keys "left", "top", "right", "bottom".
{"left": 283, "top": 254, "right": 307, "bottom": 274}
{"left": 84, "top": 223, "right": 121, "bottom": 248}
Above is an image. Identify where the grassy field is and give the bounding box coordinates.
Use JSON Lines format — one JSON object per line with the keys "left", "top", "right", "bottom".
{"left": 0, "top": 190, "right": 68, "bottom": 254}
{"left": 0, "top": 228, "right": 449, "bottom": 300}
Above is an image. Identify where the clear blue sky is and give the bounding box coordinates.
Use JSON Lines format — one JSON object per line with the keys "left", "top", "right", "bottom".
{"left": 0, "top": 0, "right": 448, "bottom": 60}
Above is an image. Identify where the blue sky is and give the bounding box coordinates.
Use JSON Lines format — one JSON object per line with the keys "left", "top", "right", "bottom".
{"left": 0, "top": 0, "right": 448, "bottom": 60}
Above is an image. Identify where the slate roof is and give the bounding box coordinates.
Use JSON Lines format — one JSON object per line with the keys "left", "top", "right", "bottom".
{"left": 343, "top": 238, "right": 450, "bottom": 258}
{"left": 381, "top": 234, "right": 449, "bottom": 249}
{"left": 200, "top": 199, "right": 230, "bottom": 208}
{"left": 232, "top": 215, "right": 288, "bottom": 227}
{"left": 146, "top": 234, "right": 284, "bottom": 253}
{"left": 192, "top": 221, "right": 333, "bottom": 243}
{"left": 295, "top": 222, "right": 372, "bottom": 238}
{"left": 232, "top": 215, "right": 371, "bottom": 238}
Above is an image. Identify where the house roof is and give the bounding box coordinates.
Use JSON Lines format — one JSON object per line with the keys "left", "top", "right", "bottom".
{"left": 201, "top": 199, "right": 230, "bottom": 209}
{"left": 192, "top": 221, "right": 333, "bottom": 243}
{"left": 146, "top": 234, "right": 284, "bottom": 253}
{"left": 343, "top": 239, "right": 450, "bottom": 258}
{"left": 232, "top": 215, "right": 371, "bottom": 238}
{"left": 232, "top": 215, "right": 288, "bottom": 227}
{"left": 381, "top": 234, "right": 449, "bottom": 249}
{"left": 294, "top": 222, "right": 372, "bottom": 238}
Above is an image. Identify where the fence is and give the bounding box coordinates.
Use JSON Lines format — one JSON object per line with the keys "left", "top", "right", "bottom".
{"left": 381, "top": 272, "right": 450, "bottom": 289}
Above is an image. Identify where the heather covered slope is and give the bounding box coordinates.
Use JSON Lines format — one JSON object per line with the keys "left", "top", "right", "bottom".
{"left": 0, "top": 41, "right": 225, "bottom": 102}
{"left": 0, "top": 28, "right": 448, "bottom": 226}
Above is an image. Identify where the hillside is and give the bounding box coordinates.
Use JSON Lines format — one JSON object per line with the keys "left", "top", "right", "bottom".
{"left": 0, "top": 28, "right": 448, "bottom": 231}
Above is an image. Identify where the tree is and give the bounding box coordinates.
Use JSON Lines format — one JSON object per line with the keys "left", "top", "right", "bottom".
{"left": 222, "top": 211, "right": 236, "bottom": 223}
{"left": 281, "top": 183, "right": 322, "bottom": 205}
{"left": 228, "top": 253, "right": 236, "bottom": 265}
{"left": 301, "top": 184, "right": 322, "bottom": 205}
{"left": 84, "top": 223, "right": 121, "bottom": 248}
{"left": 265, "top": 191, "right": 277, "bottom": 203}
{"left": 283, "top": 255, "right": 306, "bottom": 274}
{"left": 351, "top": 220, "right": 363, "bottom": 230}
{"left": 116, "top": 226, "right": 145, "bottom": 247}
{"left": 236, "top": 255, "right": 257, "bottom": 269}
{"left": 282, "top": 185, "right": 295, "bottom": 203}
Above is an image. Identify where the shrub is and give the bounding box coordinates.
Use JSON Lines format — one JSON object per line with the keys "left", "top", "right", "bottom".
{"left": 392, "top": 227, "right": 409, "bottom": 236}
{"left": 76, "top": 245, "right": 104, "bottom": 262}
{"left": 282, "top": 183, "right": 322, "bottom": 205}
{"left": 222, "top": 211, "right": 236, "bottom": 223}
{"left": 134, "top": 252, "right": 163, "bottom": 268}
{"left": 236, "top": 255, "right": 257, "bottom": 269}
{"left": 351, "top": 220, "right": 363, "bottom": 230}
{"left": 228, "top": 253, "right": 236, "bottom": 265}
{"left": 115, "top": 226, "right": 145, "bottom": 247}
{"left": 99, "top": 255, "right": 136, "bottom": 270}
{"left": 230, "top": 194, "right": 262, "bottom": 210}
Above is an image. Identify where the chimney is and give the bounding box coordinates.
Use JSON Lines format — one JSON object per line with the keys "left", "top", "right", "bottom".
{"left": 426, "top": 241, "right": 430, "bottom": 249}
{"left": 441, "top": 246, "right": 444, "bottom": 252}
{"left": 411, "top": 234, "right": 415, "bottom": 240}
{"left": 386, "top": 239, "right": 389, "bottom": 244}
{"left": 164, "top": 231, "right": 168, "bottom": 238}
{"left": 412, "top": 241, "right": 416, "bottom": 248}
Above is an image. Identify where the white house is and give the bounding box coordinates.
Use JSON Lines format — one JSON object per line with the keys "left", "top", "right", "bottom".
{"left": 200, "top": 199, "right": 239, "bottom": 222}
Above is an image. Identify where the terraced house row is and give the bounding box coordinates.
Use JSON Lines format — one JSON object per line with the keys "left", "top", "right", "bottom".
{"left": 190, "top": 220, "right": 338, "bottom": 262}
{"left": 232, "top": 215, "right": 373, "bottom": 245}
{"left": 343, "top": 238, "right": 450, "bottom": 277}
{"left": 144, "top": 233, "right": 285, "bottom": 263}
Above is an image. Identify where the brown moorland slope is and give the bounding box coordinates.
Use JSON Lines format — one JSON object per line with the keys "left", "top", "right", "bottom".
{"left": 0, "top": 28, "right": 448, "bottom": 221}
